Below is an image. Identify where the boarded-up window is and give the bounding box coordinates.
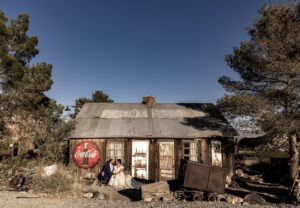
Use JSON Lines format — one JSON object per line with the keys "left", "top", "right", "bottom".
{"left": 183, "top": 141, "right": 198, "bottom": 162}
{"left": 106, "top": 142, "right": 124, "bottom": 162}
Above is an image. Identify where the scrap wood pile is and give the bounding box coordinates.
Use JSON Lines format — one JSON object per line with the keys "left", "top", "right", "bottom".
{"left": 235, "top": 169, "right": 263, "bottom": 183}
{"left": 0, "top": 167, "right": 37, "bottom": 191}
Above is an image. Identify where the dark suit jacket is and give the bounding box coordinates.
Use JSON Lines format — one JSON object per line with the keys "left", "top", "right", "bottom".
{"left": 103, "top": 163, "right": 112, "bottom": 176}
{"left": 100, "top": 162, "right": 113, "bottom": 183}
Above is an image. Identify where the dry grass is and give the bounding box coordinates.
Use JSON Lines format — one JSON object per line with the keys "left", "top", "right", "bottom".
{"left": 31, "top": 165, "right": 74, "bottom": 194}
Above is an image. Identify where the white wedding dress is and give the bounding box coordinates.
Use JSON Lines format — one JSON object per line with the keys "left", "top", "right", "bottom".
{"left": 108, "top": 165, "right": 142, "bottom": 189}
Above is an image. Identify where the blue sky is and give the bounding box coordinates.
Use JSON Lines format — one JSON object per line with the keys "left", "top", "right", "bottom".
{"left": 1, "top": 0, "right": 271, "bottom": 106}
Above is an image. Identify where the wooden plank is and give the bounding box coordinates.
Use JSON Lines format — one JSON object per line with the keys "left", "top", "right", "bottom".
{"left": 148, "top": 140, "right": 155, "bottom": 181}
{"left": 200, "top": 139, "right": 207, "bottom": 164}
{"left": 227, "top": 152, "right": 234, "bottom": 177}
{"left": 124, "top": 139, "right": 132, "bottom": 175}
{"left": 175, "top": 139, "right": 182, "bottom": 179}
{"left": 221, "top": 140, "right": 228, "bottom": 169}
{"left": 207, "top": 139, "right": 212, "bottom": 165}
{"left": 154, "top": 140, "right": 159, "bottom": 181}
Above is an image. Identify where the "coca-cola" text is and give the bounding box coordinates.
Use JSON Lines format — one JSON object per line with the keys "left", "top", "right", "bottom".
{"left": 74, "top": 150, "right": 98, "bottom": 158}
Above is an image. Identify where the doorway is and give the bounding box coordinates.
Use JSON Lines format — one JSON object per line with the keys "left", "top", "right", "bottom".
{"left": 132, "top": 140, "right": 149, "bottom": 180}
{"left": 159, "top": 141, "right": 175, "bottom": 180}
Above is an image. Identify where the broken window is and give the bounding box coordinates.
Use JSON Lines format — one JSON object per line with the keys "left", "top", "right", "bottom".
{"left": 183, "top": 141, "right": 198, "bottom": 162}
{"left": 106, "top": 141, "right": 124, "bottom": 162}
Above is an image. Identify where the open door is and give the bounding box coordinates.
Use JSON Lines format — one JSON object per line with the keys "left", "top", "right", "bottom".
{"left": 132, "top": 140, "right": 149, "bottom": 180}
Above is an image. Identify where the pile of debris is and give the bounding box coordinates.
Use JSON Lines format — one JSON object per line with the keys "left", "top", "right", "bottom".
{"left": 140, "top": 181, "right": 266, "bottom": 205}
{"left": 7, "top": 168, "right": 36, "bottom": 191}
{"left": 235, "top": 169, "right": 264, "bottom": 183}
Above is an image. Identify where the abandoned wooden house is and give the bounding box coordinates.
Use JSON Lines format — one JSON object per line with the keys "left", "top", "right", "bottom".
{"left": 68, "top": 96, "right": 237, "bottom": 181}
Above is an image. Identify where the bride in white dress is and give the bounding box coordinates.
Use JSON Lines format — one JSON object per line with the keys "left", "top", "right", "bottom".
{"left": 108, "top": 159, "right": 142, "bottom": 189}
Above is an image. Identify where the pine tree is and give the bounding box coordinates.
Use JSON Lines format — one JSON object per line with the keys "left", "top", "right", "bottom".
{"left": 71, "top": 90, "right": 113, "bottom": 118}
{"left": 0, "top": 10, "right": 70, "bottom": 161}
{"left": 218, "top": 2, "right": 300, "bottom": 183}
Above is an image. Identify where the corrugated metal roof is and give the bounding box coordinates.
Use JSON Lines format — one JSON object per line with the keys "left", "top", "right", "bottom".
{"left": 70, "top": 103, "right": 237, "bottom": 139}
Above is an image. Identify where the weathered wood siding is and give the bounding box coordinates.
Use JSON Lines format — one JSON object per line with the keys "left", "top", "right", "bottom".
{"left": 69, "top": 137, "right": 235, "bottom": 180}
{"left": 175, "top": 139, "right": 183, "bottom": 179}
{"left": 69, "top": 139, "right": 106, "bottom": 178}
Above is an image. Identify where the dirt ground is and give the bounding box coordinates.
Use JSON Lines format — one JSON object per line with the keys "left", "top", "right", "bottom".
{"left": 0, "top": 191, "right": 298, "bottom": 208}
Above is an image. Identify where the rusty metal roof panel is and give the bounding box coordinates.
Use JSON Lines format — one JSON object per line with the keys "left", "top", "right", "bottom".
{"left": 70, "top": 103, "right": 237, "bottom": 139}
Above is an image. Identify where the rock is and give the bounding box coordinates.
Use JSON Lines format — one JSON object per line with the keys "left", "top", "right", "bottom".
{"left": 242, "top": 202, "right": 249, "bottom": 206}
{"left": 235, "top": 169, "right": 244, "bottom": 176}
{"left": 257, "top": 178, "right": 264, "bottom": 183}
{"left": 141, "top": 181, "right": 170, "bottom": 201}
{"left": 216, "top": 194, "right": 226, "bottom": 201}
{"left": 244, "top": 192, "right": 266, "bottom": 205}
{"left": 83, "top": 192, "right": 94, "bottom": 198}
{"left": 43, "top": 164, "right": 57, "bottom": 176}
{"left": 72, "top": 182, "right": 82, "bottom": 190}
{"left": 104, "top": 186, "right": 130, "bottom": 201}
{"left": 83, "top": 172, "right": 96, "bottom": 180}
{"left": 143, "top": 192, "right": 155, "bottom": 202}
{"left": 225, "top": 195, "right": 243, "bottom": 204}
{"left": 94, "top": 192, "right": 106, "bottom": 200}
{"left": 161, "top": 193, "right": 173, "bottom": 201}
{"left": 226, "top": 176, "right": 232, "bottom": 185}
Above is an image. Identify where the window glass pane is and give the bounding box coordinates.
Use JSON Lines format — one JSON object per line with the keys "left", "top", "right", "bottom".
{"left": 117, "top": 143, "right": 123, "bottom": 149}
{"left": 184, "top": 149, "right": 190, "bottom": 155}
{"left": 108, "top": 143, "right": 114, "bottom": 149}
{"left": 190, "top": 142, "right": 197, "bottom": 148}
{"left": 107, "top": 142, "right": 123, "bottom": 161}
{"left": 190, "top": 148, "right": 197, "bottom": 155}
{"left": 184, "top": 142, "right": 190, "bottom": 148}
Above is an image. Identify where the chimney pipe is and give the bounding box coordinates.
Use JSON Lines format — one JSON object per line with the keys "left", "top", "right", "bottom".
{"left": 142, "top": 95, "right": 155, "bottom": 106}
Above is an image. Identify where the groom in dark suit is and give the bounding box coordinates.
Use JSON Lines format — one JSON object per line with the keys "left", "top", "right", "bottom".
{"left": 99, "top": 159, "right": 114, "bottom": 184}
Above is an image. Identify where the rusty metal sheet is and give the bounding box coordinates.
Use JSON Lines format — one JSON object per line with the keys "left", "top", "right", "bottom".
{"left": 206, "top": 165, "right": 226, "bottom": 193}
{"left": 179, "top": 159, "right": 226, "bottom": 194}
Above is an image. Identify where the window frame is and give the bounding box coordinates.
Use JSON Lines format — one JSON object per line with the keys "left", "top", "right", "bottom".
{"left": 106, "top": 141, "right": 124, "bottom": 162}
{"left": 183, "top": 140, "right": 199, "bottom": 162}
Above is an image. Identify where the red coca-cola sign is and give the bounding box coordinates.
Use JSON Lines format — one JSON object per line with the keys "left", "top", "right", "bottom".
{"left": 72, "top": 141, "right": 100, "bottom": 169}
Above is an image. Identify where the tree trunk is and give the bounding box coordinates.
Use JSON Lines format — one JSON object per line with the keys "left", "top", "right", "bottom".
{"left": 289, "top": 134, "right": 299, "bottom": 184}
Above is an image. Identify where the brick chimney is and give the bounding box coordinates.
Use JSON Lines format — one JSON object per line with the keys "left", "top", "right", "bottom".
{"left": 142, "top": 95, "right": 155, "bottom": 106}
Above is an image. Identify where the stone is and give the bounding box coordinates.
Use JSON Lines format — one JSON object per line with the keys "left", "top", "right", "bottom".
{"left": 94, "top": 193, "right": 106, "bottom": 200}
{"left": 43, "top": 164, "right": 57, "bottom": 176}
{"left": 226, "top": 176, "right": 232, "bottom": 185}
{"left": 141, "top": 181, "right": 170, "bottom": 200}
{"left": 83, "top": 192, "right": 94, "bottom": 198}
{"left": 225, "top": 195, "right": 243, "bottom": 204}
{"left": 161, "top": 194, "right": 173, "bottom": 201}
{"left": 83, "top": 172, "right": 96, "bottom": 180}
{"left": 217, "top": 194, "right": 226, "bottom": 201}
{"left": 244, "top": 192, "right": 266, "bottom": 205}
